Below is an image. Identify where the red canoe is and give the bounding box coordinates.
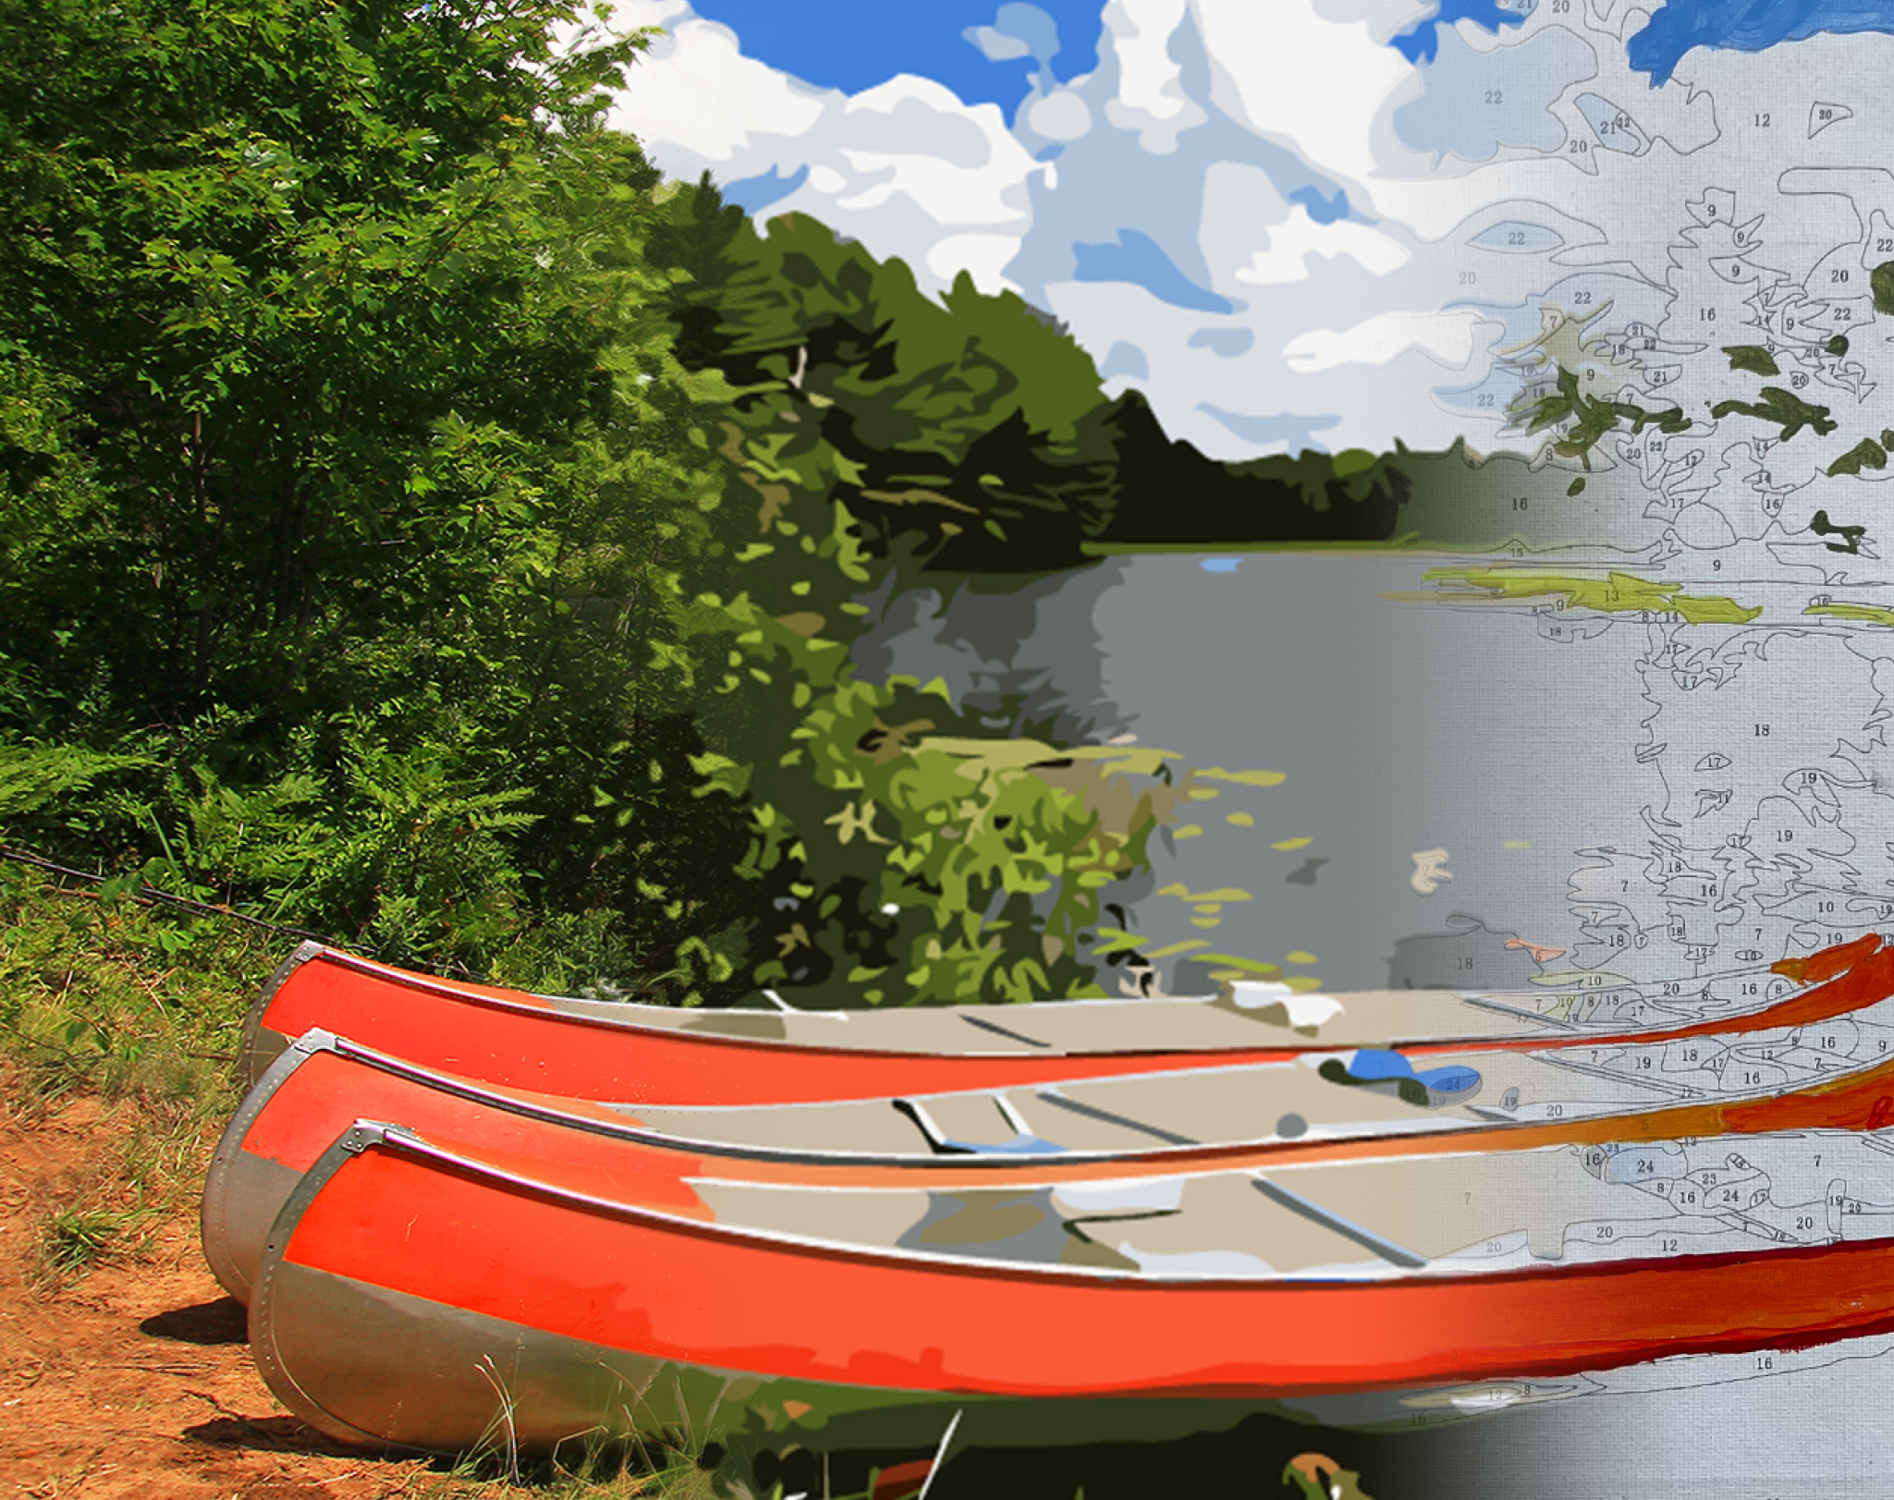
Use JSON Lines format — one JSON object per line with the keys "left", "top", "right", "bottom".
{"left": 237, "top": 936, "right": 1892, "bottom": 1107}
{"left": 250, "top": 1111, "right": 1894, "bottom": 1457}
{"left": 208, "top": 991, "right": 1894, "bottom": 1306}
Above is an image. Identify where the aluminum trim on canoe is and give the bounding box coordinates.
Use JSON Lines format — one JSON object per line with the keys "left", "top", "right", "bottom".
{"left": 280, "top": 1122, "right": 1880, "bottom": 1287}
{"left": 250, "top": 944, "right": 1229, "bottom": 1043}
{"left": 251, "top": 1123, "right": 421, "bottom": 1452}
{"left": 250, "top": 1124, "right": 1005, "bottom": 1456}
{"left": 238, "top": 940, "right": 327, "bottom": 1085}
{"left": 252, "top": 1233, "right": 1320, "bottom": 1460}
{"left": 253, "top": 1260, "right": 1507, "bottom": 1460}
{"left": 205, "top": 1027, "right": 342, "bottom": 1299}
{"left": 235, "top": 1033, "right": 1278, "bottom": 1167}
{"left": 248, "top": 1020, "right": 1894, "bottom": 1173}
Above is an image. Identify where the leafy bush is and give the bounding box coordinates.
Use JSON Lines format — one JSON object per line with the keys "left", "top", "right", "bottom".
{"left": 0, "top": 0, "right": 760, "bottom": 992}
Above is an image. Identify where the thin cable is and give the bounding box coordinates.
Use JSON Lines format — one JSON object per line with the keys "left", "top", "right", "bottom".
{"left": 0, "top": 843, "right": 476, "bottom": 980}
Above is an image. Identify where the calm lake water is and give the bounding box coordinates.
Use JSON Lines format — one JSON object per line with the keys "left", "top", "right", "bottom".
{"left": 871, "top": 547, "right": 1808, "bottom": 997}
{"left": 865, "top": 547, "right": 1894, "bottom": 1499}
{"left": 1090, "top": 549, "right": 1639, "bottom": 995}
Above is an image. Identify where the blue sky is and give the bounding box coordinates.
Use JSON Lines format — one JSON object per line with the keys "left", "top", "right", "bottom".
{"left": 685, "top": 0, "right": 1108, "bottom": 116}
{"left": 675, "top": 3, "right": 1894, "bottom": 122}
{"left": 612, "top": 0, "right": 1894, "bottom": 459}
{"left": 607, "top": 0, "right": 1561, "bottom": 457}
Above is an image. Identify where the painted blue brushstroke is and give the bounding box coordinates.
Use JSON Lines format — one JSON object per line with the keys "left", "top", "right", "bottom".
{"left": 1200, "top": 557, "right": 1244, "bottom": 573}
{"left": 1342, "top": 1050, "right": 1415, "bottom": 1083}
{"left": 1417, "top": 1065, "right": 1481, "bottom": 1094}
{"left": 719, "top": 162, "right": 811, "bottom": 215}
{"left": 1198, "top": 405, "right": 1341, "bottom": 452}
{"left": 1072, "top": 229, "right": 1235, "bottom": 314}
{"left": 686, "top": 0, "right": 1107, "bottom": 115}
{"left": 1288, "top": 186, "right": 1352, "bottom": 225}
{"left": 1390, "top": 0, "right": 1525, "bottom": 64}
{"left": 1629, "top": 1, "right": 1894, "bottom": 86}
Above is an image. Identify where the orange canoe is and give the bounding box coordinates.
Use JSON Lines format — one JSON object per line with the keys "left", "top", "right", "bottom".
{"left": 210, "top": 981, "right": 1894, "bottom": 1307}
{"left": 251, "top": 1110, "right": 1894, "bottom": 1457}
{"left": 236, "top": 935, "right": 1892, "bottom": 1106}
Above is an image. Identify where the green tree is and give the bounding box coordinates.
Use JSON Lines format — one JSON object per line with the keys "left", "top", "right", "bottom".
{"left": 0, "top": 0, "right": 754, "bottom": 987}
{"left": 702, "top": 210, "right": 1122, "bottom": 569}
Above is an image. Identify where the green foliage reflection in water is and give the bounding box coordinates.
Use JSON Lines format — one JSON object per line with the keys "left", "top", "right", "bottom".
{"left": 683, "top": 461, "right": 1184, "bottom": 1004}
{"left": 1424, "top": 567, "right": 1763, "bottom": 626}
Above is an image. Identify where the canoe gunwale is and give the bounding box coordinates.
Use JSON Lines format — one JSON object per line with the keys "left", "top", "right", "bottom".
{"left": 297, "top": 1119, "right": 1894, "bottom": 1294}
{"left": 238, "top": 939, "right": 327, "bottom": 1087}
{"left": 302, "top": 1032, "right": 1441, "bottom": 1167}
{"left": 255, "top": 1121, "right": 1894, "bottom": 1333}
{"left": 234, "top": 1030, "right": 1282, "bottom": 1170}
{"left": 241, "top": 942, "right": 1884, "bottom": 1083}
{"left": 255, "top": 1025, "right": 1894, "bottom": 1177}
{"left": 202, "top": 1018, "right": 1894, "bottom": 1321}
{"left": 251, "top": 1118, "right": 1894, "bottom": 1456}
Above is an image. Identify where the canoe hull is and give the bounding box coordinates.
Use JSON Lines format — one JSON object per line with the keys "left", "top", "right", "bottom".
{"left": 253, "top": 1124, "right": 1894, "bottom": 1457}
{"left": 238, "top": 937, "right": 1891, "bottom": 1104}
{"left": 254, "top": 1255, "right": 1362, "bottom": 1461}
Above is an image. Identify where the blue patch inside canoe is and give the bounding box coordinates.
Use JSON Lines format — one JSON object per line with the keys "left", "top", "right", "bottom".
{"left": 1343, "top": 1049, "right": 1482, "bottom": 1096}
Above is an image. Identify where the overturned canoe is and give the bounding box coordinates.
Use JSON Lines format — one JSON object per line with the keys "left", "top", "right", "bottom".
{"left": 251, "top": 1115, "right": 1894, "bottom": 1457}
{"left": 236, "top": 936, "right": 1891, "bottom": 1105}
{"left": 208, "top": 1001, "right": 1894, "bottom": 1305}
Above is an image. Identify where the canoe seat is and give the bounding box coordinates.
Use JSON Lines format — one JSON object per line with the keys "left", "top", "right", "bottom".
{"left": 893, "top": 1095, "right": 1070, "bottom": 1156}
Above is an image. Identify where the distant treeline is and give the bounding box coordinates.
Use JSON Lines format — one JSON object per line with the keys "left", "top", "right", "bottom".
{"left": 659, "top": 191, "right": 1412, "bottom": 574}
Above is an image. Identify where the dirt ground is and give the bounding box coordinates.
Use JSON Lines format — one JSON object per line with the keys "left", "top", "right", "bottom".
{"left": 0, "top": 1091, "right": 945, "bottom": 1500}
{"left": 0, "top": 1091, "right": 451, "bottom": 1500}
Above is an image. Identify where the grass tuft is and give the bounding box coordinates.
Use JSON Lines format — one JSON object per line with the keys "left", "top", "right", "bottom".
{"left": 0, "top": 861, "right": 271, "bottom": 1118}
{"left": 37, "top": 1203, "right": 150, "bottom": 1279}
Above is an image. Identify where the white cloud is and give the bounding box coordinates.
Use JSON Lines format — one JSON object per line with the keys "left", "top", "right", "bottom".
{"left": 826, "top": 78, "right": 1036, "bottom": 229}
{"left": 927, "top": 232, "right": 1028, "bottom": 293}
{"left": 1028, "top": 89, "right": 1094, "bottom": 142}
{"left": 605, "top": 14, "right": 827, "bottom": 169}
{"left": 1102, "top": 0, "right": 1202, "bottom": 153}
{"left": 596, "top": 0, "right": 1785, "bottom": 454}
{"left": 1193, "top": 0, "right": 1417, "bottom": 192}
{"left": 1282, "top": 309, "right": 1494, "bottom": 372}
{"left": 1232, "top": 214, "right": 1412, "bottom": 285}
{"left": 601, "top": 16, "right": 1039, "bottom": 293}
